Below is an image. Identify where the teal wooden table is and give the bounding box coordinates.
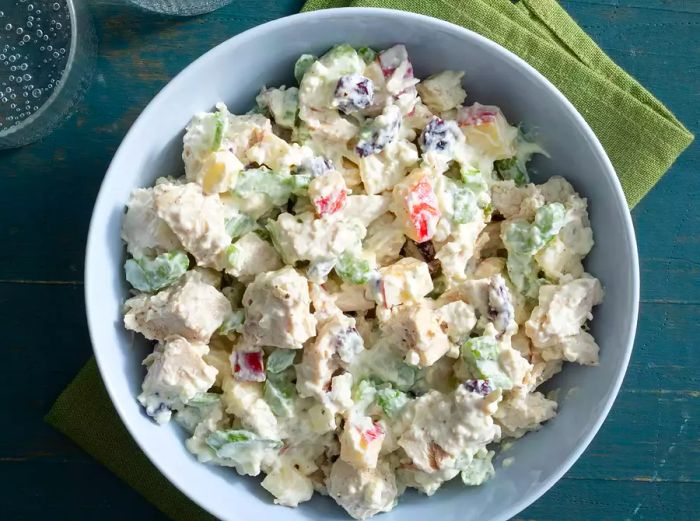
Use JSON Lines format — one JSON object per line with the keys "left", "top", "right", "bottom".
{"left": 1, "top": 1, "right": 698, "bottom": 519}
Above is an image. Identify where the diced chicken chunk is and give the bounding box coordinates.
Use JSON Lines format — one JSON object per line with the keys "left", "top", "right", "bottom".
{"left": 364, "top": 214, "right": 406, "bottom": 267}
{"left": 121, "top": 186, "right": 181, "bottom": 258}
{"left": 297, "top": 314, "right": 360, "bottom": 399}
{"left": 439, "top": 277, "right": 491, "bottom": 317}
{"left": 490, "top": 181, "right": 543, "bottom": 220}
{"left": 224, "top": 232, "right": 282, "bottom": 282}
{"left": 398, "top": 386, "right": 500, "bottom": 473}
{"left": 435, "top": 221, "right": 485, "bottom": 281}
{"left": 539, "top": 176, "right": 576, "bottom": 204}
{"left": 378, "top": 257, "right": 433, "bottom": 308}
{"left": 246, "top": 131, "right": 311, "bottom": 171}
{"left": 537, "top": 329, "right": 600, "bottom": 366}
{"left": 434, "top": 300, "right": 477, "bottom": 342}
{"left": 268, "top": 212, "right": 365, "bottom": 264}
{"left": 494, "top": 388, "right": 557, "bottom": 438}
{"left": 138, "top": 336, "right": 217, "bottom": 424}
{"left": 327, "top": 460, "right": 398, "bottom": 520}
{"left": 154, "top": 181, "right": 230, "bottom": 269}
{"left": 525, "top": 277, "right": 604, "bottom": 348}
{"left": 336, "top": 194, "right": 391, "bottom": 227}
{"left": 333, "top": 283, "right": 376, "bottom": 313}
{"left": 359, "top": 140, "right": 419, "bottom": 195}
{"left": 416, "top": 71, "right": 467, "bottom": 113}
{"left": 383, "top": 300, "right": 450, "bottom": 367}
{"left": 242, "top": 267, "right": 317, "bottom": 349}
{"left": 124, "top": 272, "right": 231, "bottom": 343}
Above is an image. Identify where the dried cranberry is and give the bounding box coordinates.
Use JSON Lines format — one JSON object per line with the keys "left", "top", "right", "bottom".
{"left": 488, "top": 275, "right": 515, "bottom": 336}
{"left": 334, "top": 327, "right": 364, "bottom": 363}
{"left": 464, "top": 379, "right": 492, "bottom": 396}
{"left": 298, "top": 156, "right": 333, "bottom": 178}
{"left": 419, "top": 117, "right": 461, "bottom": 155}
{"left": 334, "top": 74, "right": 374, "bottom": 114}
{"left": 355, "top": 106, "right": 401, "bottom": 157}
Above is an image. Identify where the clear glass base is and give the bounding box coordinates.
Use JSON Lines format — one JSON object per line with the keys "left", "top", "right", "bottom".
{"left": 0, "top": 0, "right": 96, "bottom": 149}
{"left": 128, "top": 0, "right": 234, "bottom": 16}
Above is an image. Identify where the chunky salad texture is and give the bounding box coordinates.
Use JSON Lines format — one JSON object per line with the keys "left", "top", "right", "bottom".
{"left": 121, "top": 44, "right": 603, "bottom": 519}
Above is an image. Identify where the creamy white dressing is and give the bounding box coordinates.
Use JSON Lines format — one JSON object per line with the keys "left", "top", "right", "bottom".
{"left": 121, "top": 43, "right": 603, "bottom": 520}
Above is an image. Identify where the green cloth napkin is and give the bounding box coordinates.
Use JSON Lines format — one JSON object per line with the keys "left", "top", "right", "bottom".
{"left": 302, "top": 0, "right": 693, "bottom": 207}
{"left": 47, "top": 1, "right": 693, "bottom": 520}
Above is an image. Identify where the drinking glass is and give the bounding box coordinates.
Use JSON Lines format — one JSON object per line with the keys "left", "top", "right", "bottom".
{"left": 0, "top": 0, "right": 96, "bottom": 149}
{"left": 127, "top": 0, "right": 234, "bottom": 16}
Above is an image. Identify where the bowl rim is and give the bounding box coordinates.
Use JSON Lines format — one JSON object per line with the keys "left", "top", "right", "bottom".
{"left": 85, "top": 7, "right": 640, "bottom": 521}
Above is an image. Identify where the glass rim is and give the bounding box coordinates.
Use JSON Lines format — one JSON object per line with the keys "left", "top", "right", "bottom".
{"left": 0, "top": 0, "right": 83, "bottom": 140}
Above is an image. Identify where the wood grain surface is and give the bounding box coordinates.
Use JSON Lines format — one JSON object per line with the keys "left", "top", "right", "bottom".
{"left": 0, "top": 0, "right": 697, "bottom": 519}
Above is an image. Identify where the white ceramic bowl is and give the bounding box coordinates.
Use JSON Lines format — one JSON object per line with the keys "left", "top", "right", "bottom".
{"left": 85, "top": 8, "right": 639, "bottom": 521}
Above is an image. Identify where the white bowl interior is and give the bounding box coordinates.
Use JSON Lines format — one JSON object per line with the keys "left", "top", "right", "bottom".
{"left": 86, "top": 8, "right": 639, "bottom": 521}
